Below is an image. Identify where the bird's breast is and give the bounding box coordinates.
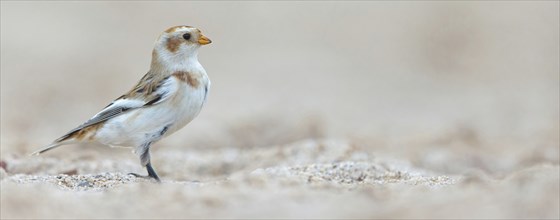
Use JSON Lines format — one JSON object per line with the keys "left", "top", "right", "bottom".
{"left": 165, "top": 71, "right": 209, "bottom": 135}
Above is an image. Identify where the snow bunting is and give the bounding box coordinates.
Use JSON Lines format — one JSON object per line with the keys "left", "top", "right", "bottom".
{"left": 32, "top": 25, "right": 212, "bottom": 182}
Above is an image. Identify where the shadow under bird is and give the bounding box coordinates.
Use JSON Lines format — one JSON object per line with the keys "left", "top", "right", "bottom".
{"left": 32, "top": 25, "right": 212, "bottom": 182}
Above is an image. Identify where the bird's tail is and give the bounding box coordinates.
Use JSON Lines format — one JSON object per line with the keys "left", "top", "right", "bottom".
{"left": 30, "top": 140, "right": 76, "bottom": 156}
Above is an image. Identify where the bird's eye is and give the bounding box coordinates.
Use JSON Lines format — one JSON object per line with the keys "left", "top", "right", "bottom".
{"left": 183, "top": 33, "right": 191, "bottom": 40}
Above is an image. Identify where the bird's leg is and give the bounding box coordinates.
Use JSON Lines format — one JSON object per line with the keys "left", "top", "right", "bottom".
{"left": 128, "top": 142, "right": 161, "bottom": 182}
{"left": 128, "top": 126, "right": 170, "bottom": 182}
{"left": 146, "top": 162, "right": 160, "bottom": 181}
{"left": 129, "top": 162, "right": 160, "bottom": 182}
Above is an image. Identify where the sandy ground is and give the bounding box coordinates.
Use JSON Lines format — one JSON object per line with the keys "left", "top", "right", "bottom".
{"left": 1, "top": 2, "right": 559, "bottom": 219}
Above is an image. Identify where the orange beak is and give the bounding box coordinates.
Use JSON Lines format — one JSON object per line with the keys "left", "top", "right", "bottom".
{"left": 198, "top": 34, "right": 212, "bottom": 45}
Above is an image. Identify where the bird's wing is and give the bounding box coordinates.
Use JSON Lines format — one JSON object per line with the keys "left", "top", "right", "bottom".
{"left": 52, "top": 73, "right": 178, "bottom": 143}
{"left": 32, "top": 73, "right": 178, "bottom": 155}
{"left": 53, "top": 99, "right": 146, "bottom": 143}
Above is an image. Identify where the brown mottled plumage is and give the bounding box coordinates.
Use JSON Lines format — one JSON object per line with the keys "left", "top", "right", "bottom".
{"left": 65, "top": 122, "right": 104, "bottom": 141}
{"left": 164, "top": 25, "right": 192, "bottom": 33}
{"left": 172, "top": 71, "right": 201, "bottom": 88}
{"left": 166, "top": 37, "right": 183, "bottom": 53}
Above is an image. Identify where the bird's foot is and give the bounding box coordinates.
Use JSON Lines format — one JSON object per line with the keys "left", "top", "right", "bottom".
{"left": 128, "top": 172, "right": 161, "bottom": 183}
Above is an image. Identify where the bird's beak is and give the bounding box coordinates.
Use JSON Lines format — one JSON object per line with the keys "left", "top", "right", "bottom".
{"left": 198, "top": 34, "right": 212, "bottom": 45}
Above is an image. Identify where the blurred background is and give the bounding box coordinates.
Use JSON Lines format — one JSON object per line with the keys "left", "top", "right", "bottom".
{"left": 1, "top": 1, "right": 559, "bottom": 219}
{"left": 1, "top": 1, "right": 560, "bottom": 174}
{"left": 2, "top": 1, "right": 558, "bottom": 174}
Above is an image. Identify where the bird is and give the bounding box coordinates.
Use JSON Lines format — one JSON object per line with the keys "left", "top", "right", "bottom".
{"left": 31, "top": 25, "right": 212, "bottom": 182}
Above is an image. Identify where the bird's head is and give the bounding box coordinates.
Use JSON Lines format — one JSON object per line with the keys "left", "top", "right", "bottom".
{"left": 152, "top": 26, "right": 211, "bottom": 67}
